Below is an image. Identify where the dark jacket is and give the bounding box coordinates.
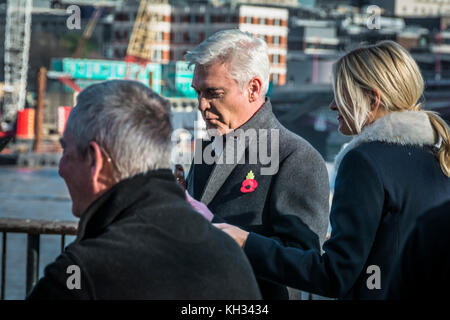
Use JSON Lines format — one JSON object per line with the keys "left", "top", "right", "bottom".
{"left": 244, "top": 111, "right": 450, "bottom": 300}
{"left": 386, "top": 201, "right": 450, "bottom": 299}
{"left": 186, "top": 99, "right": 330, "bottom": 299}
{"left": 27, "top": 169, "right": 262, "bottom": 300}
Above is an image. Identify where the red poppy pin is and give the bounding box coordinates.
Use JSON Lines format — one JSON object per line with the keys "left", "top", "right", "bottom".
{"left": 241, "top": 170, "right": 258, "bottom": 193}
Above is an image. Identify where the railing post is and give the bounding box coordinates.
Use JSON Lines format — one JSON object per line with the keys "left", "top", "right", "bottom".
{"left": 61, "top": 234, "right": 65, "bottom": 253}
{"left": 1, "top": 232, "right": 6, "bottom": 300}
{"left": 26, "top": 233, "right": 40, "bottom": 296}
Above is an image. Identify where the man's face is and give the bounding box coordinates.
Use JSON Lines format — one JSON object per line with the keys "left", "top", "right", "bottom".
{"left": 58, "top": 130, "right": 95, "bottom": 217}
{"left": 192, "top": 62, "right": 251, "bottom": 135}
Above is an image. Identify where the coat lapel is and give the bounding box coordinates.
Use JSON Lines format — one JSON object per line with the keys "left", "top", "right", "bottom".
{"left": 199, "top": 99, "right": 272, "bottom": 205}
{"left": 200, "top": 131, "right": 251, "bottom": 205}
{"left": 186, "top": 138, "right": 208, "bottom": 197}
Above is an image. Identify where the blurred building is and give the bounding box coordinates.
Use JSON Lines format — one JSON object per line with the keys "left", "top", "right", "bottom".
{"left": 101, "top": 0, "right": 288, "bottom": 85}
{"left": 370, "top": 0, "right": 450, "bottom": 17}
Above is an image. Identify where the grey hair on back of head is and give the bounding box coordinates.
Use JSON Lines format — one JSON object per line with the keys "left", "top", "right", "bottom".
{"left": 66, "top": 80, "right": 173, "bottom": 181}
{"left": 184, "top": 29, "right": 270, "bottom": 96}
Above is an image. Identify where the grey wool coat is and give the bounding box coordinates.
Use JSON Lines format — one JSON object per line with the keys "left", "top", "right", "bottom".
{"left": 186, "top": 98, "right": 330, "bottom": 299}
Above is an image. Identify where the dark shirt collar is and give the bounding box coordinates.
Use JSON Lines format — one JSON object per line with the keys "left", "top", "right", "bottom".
{"left": 75, "top": 169, "right": 175, "bottom": 242}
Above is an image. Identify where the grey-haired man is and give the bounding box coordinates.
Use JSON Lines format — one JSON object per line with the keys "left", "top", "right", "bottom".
{"left": 185, "top": 29, "right": 330, "bottom": 299}
{"left": 27, "top": 80, "right": 262, "bottom": 300}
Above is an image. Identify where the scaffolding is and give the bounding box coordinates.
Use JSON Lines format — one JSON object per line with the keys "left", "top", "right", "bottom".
{"left": 126, "top": 0, "right": 168, "bottom": 63}
{"left": 2, "top": 0, "right": 33, "bottom": 132}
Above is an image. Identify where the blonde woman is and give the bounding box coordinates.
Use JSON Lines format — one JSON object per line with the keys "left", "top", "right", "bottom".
{"left": 189, "top": 40, "right": 450, "bottom": 299}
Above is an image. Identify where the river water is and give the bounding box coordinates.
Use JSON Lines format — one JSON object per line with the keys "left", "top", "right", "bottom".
{"left": 0, "top": 166, "right": 77, "bottom": 300}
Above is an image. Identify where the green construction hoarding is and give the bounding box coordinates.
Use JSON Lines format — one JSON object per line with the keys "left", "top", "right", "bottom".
{"left": 51, "top": 58, "right": 162, "bottom": 94}
{"left": 51, "top": 59, "right": 198, "bottom": 98}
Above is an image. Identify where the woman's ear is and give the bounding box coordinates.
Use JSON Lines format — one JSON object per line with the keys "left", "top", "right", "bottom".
{"left": 367, "top": 89, "right": 387, "bottom": 124}
{"left": 371, "top": 89, "right": 381, "bottom": 112}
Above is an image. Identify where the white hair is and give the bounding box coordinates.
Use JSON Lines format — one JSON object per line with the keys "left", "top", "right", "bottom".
{"left": 66, "top": 80, "right": 173, "bottom": 181}
{"left": 184, "top": 29, "right": 270, "bottom": 96}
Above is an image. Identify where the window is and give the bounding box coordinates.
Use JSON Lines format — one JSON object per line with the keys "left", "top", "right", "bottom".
{"left": 196, "top": 15, "right": 204, "bottom": 23}
{"left": 273, "top": 54, "right": 279, "bottom": 64}
{"left": 260, "top": 18, "right": 266, "bottom": 25}
{"left": 176, "top": 32, "right": 182, "bottom": 43}
{"left": 152, "top": 49, "right": 161, "bottom": 61}
{"left": 273, "top": 36, "right": 280, "bottom": 45}
{"left": 274, "top": 18, "right": 280, "bottom": 26}
{"left": 198, "top": 32, "right": 205, "bottom": 43}
{"left": 246, "top": 16, "right": 252, "bottom": 24}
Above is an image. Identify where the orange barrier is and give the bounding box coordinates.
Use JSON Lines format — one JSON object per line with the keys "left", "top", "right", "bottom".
{"left": 58, "top": 106, "right": 72, "bottom": 135}
{"left": 16, "top": 109, "right": 35, "bottom": 139}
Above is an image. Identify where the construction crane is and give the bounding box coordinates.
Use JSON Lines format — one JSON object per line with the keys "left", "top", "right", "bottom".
{"left": 73, "top": 7, "right": 104, "bottom": 59}
{"left": 56, "top": 6, "right": 105, "bottom": 93}
{"left": 125, "top": 0, "right": 167, "bottom": 65}
{"left": 1, "top": 0, "right": 33, "bottom": 132}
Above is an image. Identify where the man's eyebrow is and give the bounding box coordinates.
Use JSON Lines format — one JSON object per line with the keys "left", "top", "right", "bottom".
{"left": 191, "top": 85, "right": 223, "bottom": 91}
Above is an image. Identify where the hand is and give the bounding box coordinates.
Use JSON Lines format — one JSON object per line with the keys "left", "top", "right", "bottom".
{"left": 185, "top": 191, "right": 214, "bottom": 222}
{"left": 214, "top": 223, "right": 249, "bottom": 248}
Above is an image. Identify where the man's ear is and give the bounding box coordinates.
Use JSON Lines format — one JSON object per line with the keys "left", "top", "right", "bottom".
{"left": 87, "top": 141, "right": 104, "bottom": 188}
{"left": 247, "top": 77, "right": 263, "bottom": 103}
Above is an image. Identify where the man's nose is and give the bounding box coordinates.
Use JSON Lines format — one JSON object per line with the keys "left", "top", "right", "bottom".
{"left": 198, "top": 95, "right": 209, "bottom": 112}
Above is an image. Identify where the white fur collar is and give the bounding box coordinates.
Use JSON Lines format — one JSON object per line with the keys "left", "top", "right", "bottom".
{"left": 334, "top": 111, "right": 436, "bottom": 171}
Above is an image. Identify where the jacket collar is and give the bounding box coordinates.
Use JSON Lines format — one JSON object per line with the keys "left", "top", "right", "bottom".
{"left": 238, "top": 97, "right": 274, "bottom": 132}
{"left": 75, "top": 169, "right": 175, "bottom": 242}
{"left": 334, "top": 110, "right": 437, "bottom": 171}
{"left": 196, "top": 98, "right": 275, "bottom": 205}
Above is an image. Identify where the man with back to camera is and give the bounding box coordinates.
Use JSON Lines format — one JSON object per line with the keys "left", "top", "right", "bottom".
{"left": 183, "top": 29, "right": 331, "bottom": 299}
{"left": 26, "top": 80, "right": 262, "bottom": 300}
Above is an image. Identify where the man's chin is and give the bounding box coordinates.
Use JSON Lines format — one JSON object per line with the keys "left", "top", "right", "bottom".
{"left": 206, "top": 124, "right": 223, "bottom": 136}
{"left": 71, "top": 203, "right": 85, "bottom": 218}
{"left": 71, "top": 208, "right": 82, "bottom": 218}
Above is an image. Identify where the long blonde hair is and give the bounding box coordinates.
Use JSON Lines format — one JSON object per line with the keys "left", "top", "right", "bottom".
{"left": 332, "top": 40, "right": 450, "bottom": 177}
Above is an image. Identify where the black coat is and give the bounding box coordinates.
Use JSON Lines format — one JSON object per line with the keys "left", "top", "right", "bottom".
{"left": 386, "top": 201, "right": 450, "bottom": 299}
{"left": 186, "top": 99, "right": 330, "bottom": 299}
{"left": 245, "top": 141, "right": 450, "bottom": 299}
{"left": 27, "top": 169, "right": 262, "bottom": 299}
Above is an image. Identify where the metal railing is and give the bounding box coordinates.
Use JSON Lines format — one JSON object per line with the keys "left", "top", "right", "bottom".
{"left": 0, "top": 218, "right": 77, "bottom": 300}
{"left": 0, "top": 218, "right": 319, "bottom": 300}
